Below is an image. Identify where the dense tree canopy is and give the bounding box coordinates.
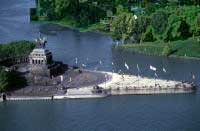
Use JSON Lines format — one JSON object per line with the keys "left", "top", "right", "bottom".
{"left": 0, "top": 41, "right": 34, "bottom": 92}
{"left": 0, "top": 40, "right": 35, "bottom": 60}
{"left": 111, "top": 5, "right": 200, "bottom": 43}
{"left": 111, "top": 12, "right": 135, "bottom": 41}
{"left": 0, "top": 69, "right": 27, "bottom": 92}
{"left": 36, "top": 0, "right": 200, "bottom": 43}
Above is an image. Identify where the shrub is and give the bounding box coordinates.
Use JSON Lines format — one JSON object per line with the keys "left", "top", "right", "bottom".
{"left": 162, "top": 44, "right": 172, "bottom": 56}
{"left": 164, "top": 14, "right": 192, "bottom": 41}
{"left": 30, "top": 8, "right": 38, "bottom": 21}
{"left": 141, "top": 26, "right": 156, "bottom": 42}
{"left": 0, "top": 41, "right": 35, "bottom": 60}
{"left": 0, "top": 69, "right": 9, "bottom": 92}
{"left": 133, "top": 15, "right": 151, "bottom": 42}
{"left": 151, "top": 10, "right": 169, "bottom": 39}
{"left": 0, "top": 70, "right": 27, "bottom": 93}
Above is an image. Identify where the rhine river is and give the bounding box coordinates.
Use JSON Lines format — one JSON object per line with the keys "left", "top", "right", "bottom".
{"left": 0, "top": 0, "right": 200, "bottom": 130}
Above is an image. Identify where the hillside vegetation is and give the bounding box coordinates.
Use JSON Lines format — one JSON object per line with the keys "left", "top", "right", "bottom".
{"left": 33, "top": 0, "right": 200, "bottom": 57}
{"left": 0, "top": 41, "right": 35, "bottom": 92}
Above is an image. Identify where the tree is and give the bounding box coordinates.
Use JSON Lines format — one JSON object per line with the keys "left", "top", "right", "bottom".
{"left": 0, "top": 70, "right": 9, "bottom": 92}
{"left": 111, "top": 12, "right": 135, "bottom": 41}
{"left": 168, "top": 0, "right": 179, "bottom": 5}
{"left": 151, "top": 10, "right": 169, "bottom": 40}
{"left": 141, "top": 26, "right": 156, "bottom": 42}
{"left": 54, "top": 0, "right": 79, "bottom": 18}
{"left": 144, "top": 0, "right": 150, "bottom": 7}
{"left": 164, "top": 14, "right": 191, "bottom": 41}
{"left": 195, "top": 14, "right": 200, "bottom": 36}
{"left": 178, "top": 19, "right": 191, "bottom": 39}
{"left": 38, "top": 0, "right": 56, "bottom": 20}
{"left": 133, "top": 16, "right": 151, "bottom": 42}
{"left": 162, "top": 44, "right": 172, "bottom": 56}
{"left": 0, "top": 69, "right": 27, "bottom": 92}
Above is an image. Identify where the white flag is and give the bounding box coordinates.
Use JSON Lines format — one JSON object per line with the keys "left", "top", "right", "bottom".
{"left": 82, "top": 64, "right": 86, "bottom": 67}
{"left": 125, "top": 62, "right": 129, "bottom": 70}
{"left": 163, "top": 68, "right": 167, "bottom": 73}
{"left": 60, "top": 75, "right": 63, "bottom": 82}
{"left": 75, "top": 57, "right": 78, "bottom": 64}
{"left": 137, "top": 64, "right": 140, "bottom": 71}
{"left": 150, "top": 65, "right": 156, "bottom": 71}
{"left": 134, "top": 15, "right": 138, "bottom": 20}
{"left": 192, "top": 74, "right": 195, "bottom": 80}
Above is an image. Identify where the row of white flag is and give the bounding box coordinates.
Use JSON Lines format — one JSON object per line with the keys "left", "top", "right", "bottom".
{"left": 75, "top": 58, "right": 167, "bottom": 73}
{"left": 125, "top": 62, "right": 167, "bottom": 73}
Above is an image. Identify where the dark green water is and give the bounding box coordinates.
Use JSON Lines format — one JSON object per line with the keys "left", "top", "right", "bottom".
{"left": 1, "top": 0, "right": 200, "bottom": 130}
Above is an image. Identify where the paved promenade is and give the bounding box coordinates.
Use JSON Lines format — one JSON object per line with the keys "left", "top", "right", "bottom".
{"left": 99, "top": 72, "right": 193, "bottom": 90}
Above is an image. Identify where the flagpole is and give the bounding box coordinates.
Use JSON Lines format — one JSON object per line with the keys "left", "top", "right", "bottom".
{"left": 137, "top": 64, "right": 140, "bottom": 88}
{"left": 155, "top": 73, "right": 156, "bottom": 87}
{"left": 154, "top": 72, "right": 157, "bottom": 87}
{"left": 105, "top": 74, "right": 107, "bottom": 88}
{"left": 138, "top": 73, "right": 139, "bottom": 88}
{"left": 150, "top": 65, "right": 157, "bottom": 87}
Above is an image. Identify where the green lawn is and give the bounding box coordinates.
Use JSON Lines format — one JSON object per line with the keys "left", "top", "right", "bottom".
{"left": 114, "top": 37, "right": 200, "bottom": 58}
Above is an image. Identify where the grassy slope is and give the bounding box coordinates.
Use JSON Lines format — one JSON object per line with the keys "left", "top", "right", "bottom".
{"left": 44, "top": 16, "right": 105, "bottom": 32}
{"left": 115, "top": 37, "right": 200, "bottom": 58}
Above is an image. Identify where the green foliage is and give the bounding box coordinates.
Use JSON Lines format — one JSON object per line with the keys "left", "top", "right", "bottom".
{"left": 0, "top": 69, "right": 27, "bottom": 93}
{"left": 36, "top": 0, "right": 200, "bottom": 44}
{"left": 164, "top": 13, "right": 192, "bottom": 41}
{"left": 144, "top": 3, "right": 157, "bottom": 15}
{"left": 38, "top": 0, "right": 56, "bottom": 20}
{"left": 133, "top": 15, "right": 151, "bottom": 42}
{"left": 30, "top": 8, "right": 38, "bottom": 21}
{"left": 151, "top": 10, "right": 169, "bottom": 39}
{"left": 0, "top": 41, "right": 32, "bottom": 92}
{"left": 164, "top": 14, "right": 182, "bottom": 41}
{"left": 195, "top": 13, "right": 200, "bottom": 36}
{"left": 0, "top": 41, "right": 35, "bottom": 60}
{"left": 54, "top": 0, "right": 79, "bottom": 19}
{"left": 0, "top": 69, "right": 9, "bottom": 92}
{"left": 162, "top": 44, "right": 172, "bottom": 56}
{"left": 111, "top": 12, "right": 135, "bottom": 40}
{"left": 38, "top": 0, "right": 108, "bottom": 27}
{"left": 141, "top": 26, "right": 156, "bottom": 42}
{"left": 117, "top": 37, "right": 200, "bottom": 58}
{"left": 77, "top": 3, "right": 106, "bottom": 27}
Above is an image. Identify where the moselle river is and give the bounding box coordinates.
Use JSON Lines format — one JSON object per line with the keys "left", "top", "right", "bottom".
{"left": 0, "top": 0, "right": 200, "bottom": 130}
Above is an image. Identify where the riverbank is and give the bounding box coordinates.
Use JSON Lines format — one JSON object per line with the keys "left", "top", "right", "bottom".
{"left": 0, "top": 70, "right": 196, "bottom": 101}
{"left": 113, "top": 37, "right": 200, "bottom": 59}
{"left": 48, "top": 19, "right": 104, "bottom": 33}
{"left": 36, "top": 20, "right": 200, "bottom": 60}
{"left": 33, "top": 15, "right": 108, "bottom": 33}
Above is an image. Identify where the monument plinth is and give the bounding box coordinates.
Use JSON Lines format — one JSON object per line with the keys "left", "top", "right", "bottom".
{"left": 29, "top": 37, "right": 65, "bottom": 78}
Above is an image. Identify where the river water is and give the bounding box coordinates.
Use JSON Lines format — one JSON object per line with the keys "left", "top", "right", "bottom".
{"left": 0, "top": 0, "right": 200, "bottom": 130}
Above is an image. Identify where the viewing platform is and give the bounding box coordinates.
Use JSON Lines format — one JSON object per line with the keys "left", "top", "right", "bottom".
{"left": 102, "top": 72, "right": 195, "bottom": 95}
{"left": 54, "top": 71, "right": 196, "bottom": 99}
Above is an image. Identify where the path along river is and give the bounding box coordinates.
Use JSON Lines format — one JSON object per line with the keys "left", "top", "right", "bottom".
{"left": 0, "top": 0, "right": 200, "bottom": 130}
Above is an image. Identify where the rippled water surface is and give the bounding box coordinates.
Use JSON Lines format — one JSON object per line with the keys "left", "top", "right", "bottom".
{"left": 0, "top": 0, "right": 200, "bottom": 131}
